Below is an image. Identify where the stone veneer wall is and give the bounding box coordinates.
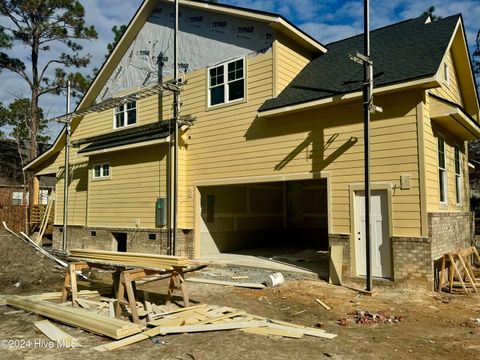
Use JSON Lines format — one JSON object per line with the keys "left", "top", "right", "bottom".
{"left": 429, "top": 212, "right": 473, "bottom": 261}
{"left": 52, "top": 226, "right": 194, "bottom": 258}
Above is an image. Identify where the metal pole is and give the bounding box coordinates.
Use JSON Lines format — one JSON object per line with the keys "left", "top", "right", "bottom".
{"left": 363, "top": 0, "right": 372, "bottom": 292}
{"left": 172, "top": 0, "right": 179, "bottom": 255}
{"left": 62, "top": 80, "right": 71, "bottom": 252}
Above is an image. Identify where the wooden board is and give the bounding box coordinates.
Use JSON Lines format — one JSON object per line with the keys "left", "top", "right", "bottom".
{"left": 186, "top": 277, "right": 266, "bottom": 289}
{"left": 34, "top": 320, "right": 81, "bottom": 348}
{"left": 242, "top": 326, "right": 303, "bottom": 338}
{"left": 329, "top": 245, "right": 343, "bottom": 285}
{"left": 28, "top": 290, "right": 99, "bottom": 301}
{"left": 68, "top": 249, "right": 189, "bottom": 270}
{"left": 157, "top": 320, "right": 268, "bottom": 335}
{"left": 7, "top": 296, "right": 142, "bottom": 339}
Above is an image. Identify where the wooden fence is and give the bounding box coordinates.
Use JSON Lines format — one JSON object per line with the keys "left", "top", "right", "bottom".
{"left": 0, "top": 205, "right": 27, "bottom": 233}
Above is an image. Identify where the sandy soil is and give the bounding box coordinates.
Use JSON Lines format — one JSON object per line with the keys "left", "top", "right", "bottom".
{"left": 1, "top": 229, "right": 480, "bottom": 359}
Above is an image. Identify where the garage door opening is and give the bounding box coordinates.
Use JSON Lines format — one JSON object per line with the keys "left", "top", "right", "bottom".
{"left": 198, "top": 179, "right": 329, "bottom": 264}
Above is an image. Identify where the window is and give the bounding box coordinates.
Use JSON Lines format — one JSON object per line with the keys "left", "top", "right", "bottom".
{"left": 114, "top": 101, "right": 137, "bottom": 128}
{"left": 93, "top": 163, "right": 110, "bottom": 179}
{"left": 444, "top": 63, "right": 450, "bottom": 86}
{"left": 454, "top": 145, "right": 462, "bottom": 205}
{"left": 12, "top": 191, "right": 23, "bottom": 205}
{"left": 208, "top": 58, "right": 244, "bottom": 106}
{"left": 438, "top": 136, "right": 447, "bottom": 203}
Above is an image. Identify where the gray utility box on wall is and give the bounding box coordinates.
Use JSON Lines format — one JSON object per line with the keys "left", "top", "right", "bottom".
{"left": 156, "top": 197, "right": 167, "bottom": 227}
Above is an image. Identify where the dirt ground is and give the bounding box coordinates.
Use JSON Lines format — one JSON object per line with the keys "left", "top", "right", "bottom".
{"left": 1, "top": 229, "right": 480, "bottom": 359}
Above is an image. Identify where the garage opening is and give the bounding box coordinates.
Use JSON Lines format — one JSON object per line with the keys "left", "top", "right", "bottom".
{"left": 198, "top": 179, "right": 328, "bottom": 259}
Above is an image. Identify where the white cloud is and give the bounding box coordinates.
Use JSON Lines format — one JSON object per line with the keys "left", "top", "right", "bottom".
{"left": 301, "top": 22, "right": 362, "bottom": 44}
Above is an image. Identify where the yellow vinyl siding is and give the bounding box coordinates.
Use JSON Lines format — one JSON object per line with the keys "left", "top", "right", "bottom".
{"left": 187, "top": 86, "right": 422, "bottom": 238}
{"left": 423, "top": 44, "right": 469, "bottom": 212}
{"left": 182, "top": 52, "right": 274, "bottom": 228}
{"left": 55, "top": 161, "right": 89, "bottom": 226}
{"left": 423, "top": 92, "right": 470, "bottom": 212}
{"left": 87, "top": 144, "right": 167, "bottom": 228}
{"left": 275, "top": 33, "right": 311, "bottom": 95}
{"left": 430, "top": 50, "right": 464, "bottom": 106}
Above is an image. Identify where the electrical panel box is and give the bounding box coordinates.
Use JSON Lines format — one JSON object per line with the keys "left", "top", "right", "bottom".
{"left": 156, "top": 197, "right": 166, "bottom": 227}
{"left": 400, "top": 174, "right": 411, "bottom": 190}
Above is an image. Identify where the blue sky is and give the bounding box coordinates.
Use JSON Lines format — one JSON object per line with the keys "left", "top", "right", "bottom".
{"left": 0, "top": 0, "right": 479, "bottom": 139}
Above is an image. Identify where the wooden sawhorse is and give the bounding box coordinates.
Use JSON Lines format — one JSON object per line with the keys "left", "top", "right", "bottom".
{"left": 437, "top": 247, "right": 480, "bottom": 293}
{"left": 61, "top": 262, "right": 190, "bottom": 324}
{"left": 115, "top": 267, "right": 190, "bottom": 324}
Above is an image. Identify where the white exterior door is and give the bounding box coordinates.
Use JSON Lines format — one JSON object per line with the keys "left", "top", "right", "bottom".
{"left": 355, "top": 190, "right": 391, "bottom": 278}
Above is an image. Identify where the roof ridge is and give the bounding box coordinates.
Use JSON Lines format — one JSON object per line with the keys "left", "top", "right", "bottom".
{"left": 325, "top": 13, "right": 460, "bottom": 47}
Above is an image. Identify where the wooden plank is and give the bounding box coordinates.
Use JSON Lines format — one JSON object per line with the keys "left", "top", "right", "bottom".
{"left": 267, "top": 324, "right": 337, "bottom": 339}
{"left": 34, "top": 320, "right": 81, "bottom": 348}
{"left": 6, "top": 296, "right": 142, "bottom": 339}
{"left": 193, "top": 310, "right": 246, "bottom": 325}
{"left": 186, "top": 277, "right": 266, "bottom": 289}
{"left": 148, "top": 306, "right": 209, "bottom": 326}
{"left": 156, "top": 320, "right": 268, "bottom": 335}
{"left": 96, "top": 313, "right": 260, "bottom": 352}
{"left": 75, "top": 298, "right": 91, "bottom": 309}
{"left": 301, "top": 327, "right": 338, "bottom": 339}
{"left": 68, "top": 249, "right": 189, "bottom": 270}
{"left": 449, "top": 254, "right": 468, "bottom": 293}
{"left": 457, "top": 254, "right": 477, "bottom": 292}
{"left": 29, "top": 290, "right": 99, "bottom": 301}
{"left": 329, "top": 245, "right": 343, "bottom": 285}
{"left": 242, "top": 326, "right": 303, "bottom": 338}
{"left": 315, "top": 299, "right": 331, "bottom": 310}
{"left": 149, "top": 304, "right": 208, "bottom": 318}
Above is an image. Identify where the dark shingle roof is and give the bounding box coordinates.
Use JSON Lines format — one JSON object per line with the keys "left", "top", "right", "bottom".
{"left": 260, "top": 15, "right": 460, "bottom": 112}
{"left": 77, "top": 121, "right": 174, "bottom": 154}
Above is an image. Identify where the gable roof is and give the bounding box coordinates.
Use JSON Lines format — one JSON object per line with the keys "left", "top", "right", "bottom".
{"left": 24, "top": 0, "right": 326, "bottom": 172}
{"left": 259, "top": 14, "right": 462, "bottom": 113}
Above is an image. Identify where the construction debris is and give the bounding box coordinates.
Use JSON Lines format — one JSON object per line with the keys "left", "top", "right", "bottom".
{"left": 354, "top": 310, "right": 404, "bottom": 324}
{"left": 315, "top": 298, "right": 332, "bottom": 310}
{"left": 263, "top": 272, "right": 285, "bottom": 287}
{"left": 95, "top": 304, "right": 337, "bottom": 351}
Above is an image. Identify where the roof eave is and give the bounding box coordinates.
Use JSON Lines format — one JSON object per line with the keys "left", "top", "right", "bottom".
{"left": 258, "top": 76, "right": 439, "bottom": 118}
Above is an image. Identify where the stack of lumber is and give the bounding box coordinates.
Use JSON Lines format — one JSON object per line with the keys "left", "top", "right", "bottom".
{"left": 6, "top": 295, "right": 142, "bottom": 340}
{"left": 68, "top": 249, "right": 189, "bottom": 270}
{"left": 95, "top": 304, "right": 337, "bottom": 351}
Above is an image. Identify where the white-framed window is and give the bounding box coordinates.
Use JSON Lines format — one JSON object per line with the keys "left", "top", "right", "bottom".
{"left": 114, "top": 101, "right": 137, "bottom": 129}
{"left": 12, "top": 191, "right": 23, "bottom": 205}
{"left": 208, "top": 58, "right": 245, "bottom": 107}
{"left": 93, "top": 163, "right": 110, "bottom": 179}
{"left": 454, "top": 145, "right": 462, "bottom": 205}
{"left": 443, "top": 62, "right": 450, "bottom": 86}
{"left": 438, "top": 136, "right": 447, "bottom": 203}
